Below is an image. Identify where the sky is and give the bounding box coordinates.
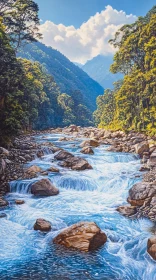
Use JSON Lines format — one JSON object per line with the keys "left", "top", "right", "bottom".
{"left": 35, "top": 0, "right": 155, "bottom": 64}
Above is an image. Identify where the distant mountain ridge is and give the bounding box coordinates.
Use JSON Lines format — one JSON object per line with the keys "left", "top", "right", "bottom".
{"left": 17, "top": 42, "right": 104, "bottom": 111}
{"left": 81, "top": 55, "right": 123, "bottom": 89}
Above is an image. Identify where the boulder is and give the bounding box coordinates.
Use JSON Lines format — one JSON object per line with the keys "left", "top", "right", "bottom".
{"left": 134, "top": 142, "right": 149, "bottom": 156}
{"left": 80, "top": 146, "right": 94, "bottom": 155}
{"left": 26, "top": 165, "right": 42, "bottom": 173}
{"left": 15, "top": 199, "right": 25, "bottom": 205}
{"left": 0, "top": 198, "right": 9, "bottom": 208}
{"left": 127, "top": 182, "right": 156, "bottom": 207}
{"left": 147, "top": 236, "right": 156, "bottom": 260}
{"left": 117, "top": 205, "right": 137, "bottom": 216}
{"left": 68, "top": 125, "right": 78, "bottom": 132}
{"left": 34, "top": 218, "right": 51, "bottom": 232}
{"left": 54, "top": 150, "right": 74, "bottom": 161}
{"left": 47, "top": 166, "right": 60, "bottom": 173}
{"left": 61, "top": 157, "right": 92, "bottom": 170}
{"left": 31, "top": 178, "right": 59, "bottom": 196}
{"left": 53, "top": 221, "right": 107, "bottom": 252}
{"left": 0, "top": 213, "right": 7, "bottom": 218}
{"left": 80, "top": 139, "right": 99, "bottom": 148}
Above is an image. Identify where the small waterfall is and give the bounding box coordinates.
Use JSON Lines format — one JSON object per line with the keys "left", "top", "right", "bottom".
{"left": 9, "top": 179, "right": 37, "bottom": 194}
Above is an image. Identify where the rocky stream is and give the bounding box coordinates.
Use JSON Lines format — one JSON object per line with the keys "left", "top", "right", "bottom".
{"left": 0, "top": 126, "right": 156, "bottom": 280}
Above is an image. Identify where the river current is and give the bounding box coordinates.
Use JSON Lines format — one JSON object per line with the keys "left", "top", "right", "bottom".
{"left": 0, "top": 133, "right": 155, "bottom": 280}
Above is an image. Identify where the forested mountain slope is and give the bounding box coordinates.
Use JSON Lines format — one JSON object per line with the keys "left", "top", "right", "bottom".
{"left": 82, "top": 55, "right": 122, "bottom": 89}
{"left": 17, "top": 42, "right": 104, "bottom": 111}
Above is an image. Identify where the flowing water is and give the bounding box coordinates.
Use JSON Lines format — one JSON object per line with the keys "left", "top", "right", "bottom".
{"left": 0, "top": 133, "right": 155, "bottom": 280}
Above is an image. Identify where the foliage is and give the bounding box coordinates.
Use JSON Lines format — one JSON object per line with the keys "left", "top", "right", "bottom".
{"left": 17, "top": 41, "right": 104, "bottom": 111}
{"left": 0, "top": 0, "right": 42, "bottom": 50}
{"left": 95, "top": 6, "right": 156, "bottom": 135}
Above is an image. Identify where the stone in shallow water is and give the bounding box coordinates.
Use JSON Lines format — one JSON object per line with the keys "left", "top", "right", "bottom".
{"left": 80, "top": 139, "right": 99, "bottom": 148}
{"left": 31, "top": 178, "right": 59, "bottom": 196}
{"left": 117, "top": 205, "right": 137, "bottom": 217}
{"left": 34, "top": 218, "right": 51, "bottom": 232}
{"left": 0, "top": 213, "right": 7, "bottom": 218}
{"left": 53, "top": 221, "right": 107, "bottom": 252}
{"left": 15, "top": 200, "right": 25, "bottom": 205}
{"left": 147, "top": 236, "right": 156, "bottom": 260}
{"left": 80, "top": 146, "right": 94, "bottom": 155}
{"left": 54, "top": 150, "right": 74, "bottom": 160}
{"left": 60, "top": 157, "right": 92, "bottom": 171}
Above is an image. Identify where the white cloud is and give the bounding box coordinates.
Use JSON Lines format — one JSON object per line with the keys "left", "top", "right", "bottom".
{"left": 39, "top": 5, "right": 137, "bottom": 64}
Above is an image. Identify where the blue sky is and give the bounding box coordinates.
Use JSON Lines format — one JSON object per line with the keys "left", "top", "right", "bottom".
{"left": 36, "top": 0, "right": 155, "bottom": 27}
{"left": 36, "top": 1, "right": 155, "bottom": 63}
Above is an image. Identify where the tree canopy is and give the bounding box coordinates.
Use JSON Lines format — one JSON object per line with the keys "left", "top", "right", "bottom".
{"left": 95, "top": 6, "right": 156, "bottom": 135}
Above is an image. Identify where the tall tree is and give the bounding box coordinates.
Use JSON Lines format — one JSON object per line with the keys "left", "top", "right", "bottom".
{"left": 0, "top": 0, "right": 42, "bottom": 50}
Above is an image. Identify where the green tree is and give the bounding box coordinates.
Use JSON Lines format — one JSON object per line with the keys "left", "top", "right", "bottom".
{"left": 0, "top": 0, "right": 42, "bottom": 50}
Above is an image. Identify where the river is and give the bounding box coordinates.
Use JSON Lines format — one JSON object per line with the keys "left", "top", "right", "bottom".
{"left": 0, "top": 133, "right": 155, "bottom": 280}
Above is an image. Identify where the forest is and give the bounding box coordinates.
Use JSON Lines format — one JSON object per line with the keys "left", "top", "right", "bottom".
{"left": 94, "top": 6, "right": 156, "bottom": 135}
{"left": 0, "top": 0, "right": 93, "bottom": 145}
{"left": 0, "top": 1, "right": 156, "bottom": 146}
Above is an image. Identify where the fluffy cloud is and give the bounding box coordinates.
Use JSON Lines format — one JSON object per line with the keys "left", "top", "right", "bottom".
{"left": 39, "top": 5, "right": 137, "bottom": 64}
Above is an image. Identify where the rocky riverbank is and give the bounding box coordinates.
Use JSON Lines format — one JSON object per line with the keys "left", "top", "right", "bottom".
{"left": 0, "top": 125, "right": 156, "bottom": 259}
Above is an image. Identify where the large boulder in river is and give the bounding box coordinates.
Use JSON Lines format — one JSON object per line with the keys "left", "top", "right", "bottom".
{"left": 80, "top": 146, "right": 94, "bottom": 155}
{"left": 54, "top": 150, "right": 74, "bottom": 161}
{"left": 80, "top": 139, "right": 99, "bottom": 148}
{"left": 53, "top": 221, "right": 107, "bottom": 252}
{"left": 134, "top": 142, "right": 149, "bottom": 156}
{"left": 147, "top": 236, "right": 156, "bottom": 260}
{"left": 34, "top": 218, "right": 51, "bottom": 231}
{"left": 31, "top": 178, "right": 59, "bottom": 196}
{"left": 127, "top": 182, "right": 156, "bottom": 207}
{"left": 61, "top": 156, "right": 92, "bottom": 170}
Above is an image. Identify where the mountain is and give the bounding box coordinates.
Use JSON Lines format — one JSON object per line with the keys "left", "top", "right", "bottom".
{"left": 17, "top": 42, "right": 104, "bottom": 111}
{"left": 74, "top": 62, "right": 83, "bottom": 68}
{"left": 81, "top": 55, "right": 123, "bottom": 89}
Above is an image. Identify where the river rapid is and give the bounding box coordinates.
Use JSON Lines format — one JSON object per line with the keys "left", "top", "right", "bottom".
{"left": 0, "top": 133, "right": 155, "bottom": 280}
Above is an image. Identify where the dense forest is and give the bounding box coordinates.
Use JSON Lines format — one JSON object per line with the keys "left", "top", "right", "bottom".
{"left": 94, "top": 6, "right": 156, "bottom": 135}
{"left": 0, "top": 0, "right": 94, "bottom": 145}
{"left": 17, "top": 42, "right": 104, "bottom": 111}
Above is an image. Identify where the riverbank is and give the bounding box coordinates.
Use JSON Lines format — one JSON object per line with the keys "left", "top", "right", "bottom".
{"left": 0, "top": 126, "right": 155, "bottom": 219}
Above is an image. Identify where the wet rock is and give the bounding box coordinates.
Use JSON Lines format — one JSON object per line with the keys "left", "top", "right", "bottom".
{"left": 80, "top": 139, "right": 99, "bottom": 148}
{"left": 31, "top": 178, "right": 59, "bottom": 196}
{"left": 36, "top": 150, "right": 44, "bottom": 158}
{"left": 117, "top": 205, "right": 137, "bottom": 216}
{"left": 134, "top": 142, "right": 149, "bottom": 156}
{"left": 53, "top": 221, "right": 107, "bottom": 252}
{"left": 34, "top": 218, "right": 51, "bottom": 232}
{"left": 58, "top": 137, "right": 67, "bottom": 141}
{"left": 26, "top": 165, "right": 42, "bottom": 173}
{"left": 147, "top": 236, "right": 156, "bottom": 260}
{"left": 0, "top": 213, "right": 7, "bottom": 218}
{"left": 15, "top": 199, "right": 25, "bottom": 205}
{"left": 80, "top": 146, "right": 94, "bottom": 155}
{"left": 0, "top": 198, "right": 9, "bottom": 208}
{"left": 128, "top": 182, "right": 156, "bottom": 207}
{"left": 139, "top": 166, "right": 150, "bottom": 172}
{"left": 61, "top": 156, "right": 92, "bottom": 171}
{"left": 47, "top": 166, "right": 60, "bottom": 173}
{"left": 54, "top": 150, "right": 74, "bottom": 161}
